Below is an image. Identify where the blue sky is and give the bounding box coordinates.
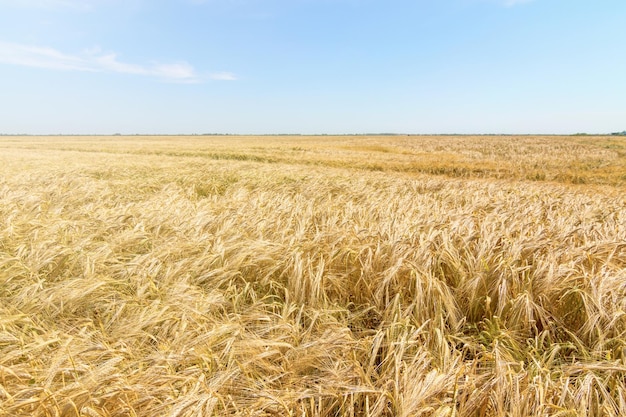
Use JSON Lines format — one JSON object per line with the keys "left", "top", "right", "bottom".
{"left": 0, "top": 0, "right": 624, "bottom": 134}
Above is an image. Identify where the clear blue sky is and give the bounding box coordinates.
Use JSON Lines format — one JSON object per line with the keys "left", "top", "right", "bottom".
{"left": 1, "top": 0, "right": 624, "bottom": 135}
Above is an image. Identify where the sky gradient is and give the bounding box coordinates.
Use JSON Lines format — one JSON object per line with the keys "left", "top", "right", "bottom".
{"left": 1, "top": 0, "right": 625, "bottom": 135}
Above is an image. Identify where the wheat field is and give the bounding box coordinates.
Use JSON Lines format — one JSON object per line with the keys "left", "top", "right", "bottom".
{"left": 0, "top": 135, "right": 625, "bottom": 416}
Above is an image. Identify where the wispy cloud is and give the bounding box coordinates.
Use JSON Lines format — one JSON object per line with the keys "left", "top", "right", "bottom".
{"left": 502, "top": 0, "right": 535, "bottom": 6}
{"left": 471, "top": 0, "right": 536, "bottom": 7}
{"left": 0, "top": 42, "right": 93, "bottom": 71}
{"left": 0, "top": 0, "right": 100, "bottom": 10}
{"left": 0, "top": 41, "right": 235, "bottom": 83}
{"left": 209, "top": 71, "right": 238, "bottom": 81}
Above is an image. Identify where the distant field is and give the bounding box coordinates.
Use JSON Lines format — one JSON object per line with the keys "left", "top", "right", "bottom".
{"left": 2, "top": 134, "right": 625, "bottom": 185}
{"left": 1, "top": 135, "right": 625, "bottom": 416}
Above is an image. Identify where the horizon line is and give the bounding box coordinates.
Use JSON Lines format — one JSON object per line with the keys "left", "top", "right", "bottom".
{"left": 1, "top": 132, "right": 624, "bottom": 137}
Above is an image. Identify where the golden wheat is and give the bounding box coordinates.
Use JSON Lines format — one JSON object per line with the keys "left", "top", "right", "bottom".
{"left": 0, "top": 135, "right": 625, "bottom": 416}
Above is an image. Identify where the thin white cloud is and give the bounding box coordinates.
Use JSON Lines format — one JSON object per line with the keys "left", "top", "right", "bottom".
{"left": 94, "top": 53, "right": 149, "bottom": 75}
{"left": 0, "top": 0, "right": 99, "bottom": 10}
{"left": 470, "top": 0, "right": 536, "bottom": 7}
{"left": 154, "top": 63, "right": 199, "bottom": 81}
{"left": 502, "top": 0, "right": 535, "bottom": 6}
{"left": 209, "top": 71, "right": 238, "bottom": 81}
{"left": 0, "top": 41, "right": 235, "bottom": 83}
{"left": 0, "top": 41, "right": 94, "bottom": 71}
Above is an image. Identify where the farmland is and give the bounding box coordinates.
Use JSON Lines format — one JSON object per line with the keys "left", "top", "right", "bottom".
{"left": 1, "top": 135, "right": 625, "bottom": 416}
